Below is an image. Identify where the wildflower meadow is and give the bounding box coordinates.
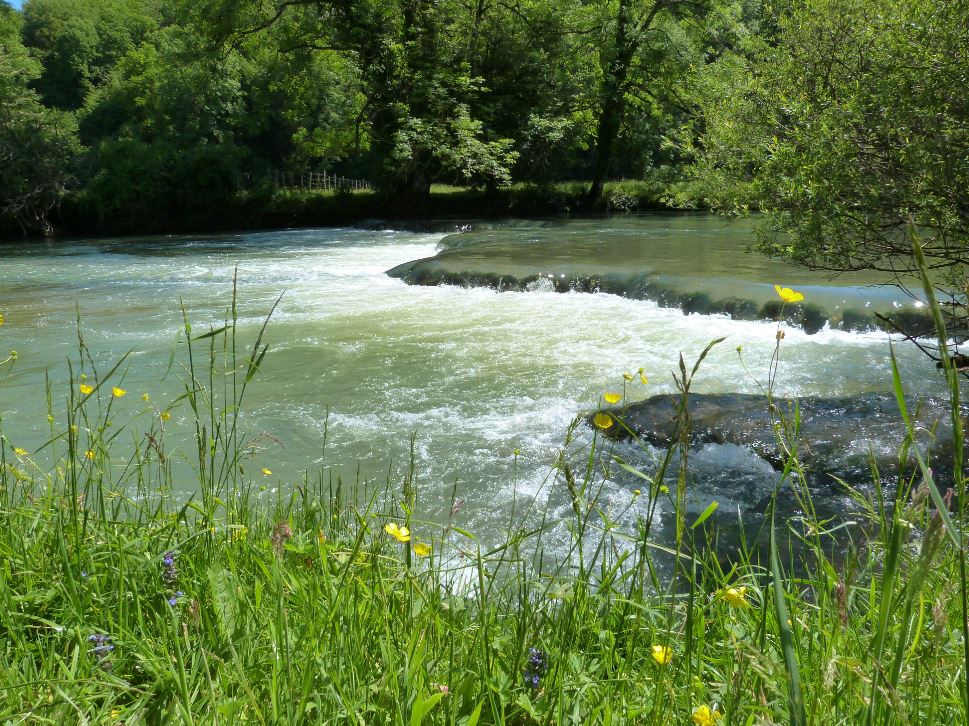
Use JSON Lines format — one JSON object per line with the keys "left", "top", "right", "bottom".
{"left": 1, "top": 257, "right": 967, "bottom": 724}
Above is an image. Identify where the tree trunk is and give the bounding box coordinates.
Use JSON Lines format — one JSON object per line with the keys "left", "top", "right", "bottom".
{"left": 588, "top": 89, "right": 626, "bottom": 202}
{"left": 588, "top": 0, "right": 663, "bottom": 202}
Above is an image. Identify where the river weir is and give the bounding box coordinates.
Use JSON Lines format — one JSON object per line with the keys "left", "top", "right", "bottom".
{"left": 0, "top": 215, "right": 949, "bottom": 559}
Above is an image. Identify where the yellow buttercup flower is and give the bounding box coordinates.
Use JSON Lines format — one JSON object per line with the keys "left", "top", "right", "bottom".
{"left": 79, "top": 383, "right": 94, "bottom": 395}
{"left": 603, "top": 392, "right": 622, "bottom": 404}
{"left": 111, "top": 387, "right": 126, "bottom": 398}
{"left": 413, "top": 542, "right": 432, "bottom": 557}
{"left": 651, "top": 645, "right": 672, "bottom": 665}
{"left": 142, "top": 393, "right": 150, "bottom": 402}
{"left": 622, "top": 372, "right": 634, "bottom": 381}
{"left": 638, "top": 368, "right": 648, "bottom": 385}
{"left": 721, "top": 586, "right": 751, "bottom": 608}
{"left": 593, "top": 413, "right": 614, "bottom": 430}
{"left": 774, "top": 284, "right": 805, "bottom": 304}
{"left": 692, "top": 705, "right": 722, "bottom": 726}
{"left": 13, "top": 447, "right": 28, "bottom": 456}
{"left": 85, "top": 450, "right": 95, "bottom": 460}
{"left": 161, "top": 411, "right": 171, "bottom": 421}
{"left": 384, "top": 522, "right": 411, "bottom": 543}
{"left": 261, "top": 467, "right": 272, "bottom": 476}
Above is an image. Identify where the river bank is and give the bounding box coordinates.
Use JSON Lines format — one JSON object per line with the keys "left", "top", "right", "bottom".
{"left": 0, "top": 180, "right": 663, "bottom": 241}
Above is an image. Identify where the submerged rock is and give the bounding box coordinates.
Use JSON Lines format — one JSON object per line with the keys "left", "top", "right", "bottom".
{"left": 595, "top": 392, "right": 962, "bottom": 492}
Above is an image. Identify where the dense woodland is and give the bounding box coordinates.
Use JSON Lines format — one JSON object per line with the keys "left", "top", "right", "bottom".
{"left": 0, "top": 0, "right": 967, "bottom": 287}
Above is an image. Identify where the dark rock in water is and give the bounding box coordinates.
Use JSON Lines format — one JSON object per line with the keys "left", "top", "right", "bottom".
{"left": 838, "top": 308, "right": 878, "bottom": 332}
{"left": 715, "top": 297, "right": 762, "bottom": 321}
{"left": 596, "top": 392, "right": 962, "bottom": 492}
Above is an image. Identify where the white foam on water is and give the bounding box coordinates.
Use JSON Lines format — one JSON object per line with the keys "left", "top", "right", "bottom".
{"left": 0, "top": 224, "right": 947, "bottom": 560}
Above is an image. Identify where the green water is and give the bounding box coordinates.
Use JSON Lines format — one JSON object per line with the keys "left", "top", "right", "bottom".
{"left": 0, "top": 216, "right": 944, "bottom": 555}
{"left": 391, "top": 215, "right": 923, "bottom": 322}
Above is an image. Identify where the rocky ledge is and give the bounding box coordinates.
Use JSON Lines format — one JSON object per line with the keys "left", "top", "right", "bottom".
{"left": 594, "top": 392, "right": 961, "bottom": 492}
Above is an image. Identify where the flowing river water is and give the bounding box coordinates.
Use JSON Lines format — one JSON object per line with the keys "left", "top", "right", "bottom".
{"left": 0, "top": 214, "right": 947, "bottom": 560}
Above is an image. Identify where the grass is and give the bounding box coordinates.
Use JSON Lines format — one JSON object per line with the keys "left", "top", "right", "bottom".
{"left": 1, "top": 254, "right": 967, "bottom": 724}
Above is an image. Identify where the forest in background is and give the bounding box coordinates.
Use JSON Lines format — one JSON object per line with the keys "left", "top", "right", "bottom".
{"left": 0, "top": 0, "right": 966, "bottom": 287}
{"left": 0, "top": 0, "right": 786, "bottom": 237}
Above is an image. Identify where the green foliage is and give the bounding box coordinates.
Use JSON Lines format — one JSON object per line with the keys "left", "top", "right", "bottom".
{"left": 0, "top": 3, "right": 80, "bottom": 233}
{"left": 391, "top": 104, "right": 518, "bottom": 189}
{"left": 78, "top": 25, "right": 246, "bottom": 225}
{"left": 684, "top": 0, "right": 969, "bottom": 281}
{"left": 20, "top": 0, "right": 158, "bottom": 110}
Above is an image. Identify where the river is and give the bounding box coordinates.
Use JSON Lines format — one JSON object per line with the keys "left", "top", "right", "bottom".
{"left": 0, "top": 215, "right": 944, "bottom": 559}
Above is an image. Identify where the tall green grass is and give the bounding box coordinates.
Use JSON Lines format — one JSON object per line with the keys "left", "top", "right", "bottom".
{"left": 1, "top": 258, "right": 966, "bottom": 724}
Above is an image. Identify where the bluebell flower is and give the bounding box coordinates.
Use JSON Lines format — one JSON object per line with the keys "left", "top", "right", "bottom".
{"left": 523, "top": 647, "right": 548, "bottom": 689}
{"left": 162, "top": 551, "right": 177, "bottom": 584}
{"left": 87, "top": 633, "right": 114, "bottom": 658}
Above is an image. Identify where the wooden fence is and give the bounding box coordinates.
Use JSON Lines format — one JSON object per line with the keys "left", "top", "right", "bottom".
{"left": 274, "top": 170, "right": 372, "bottom": 192}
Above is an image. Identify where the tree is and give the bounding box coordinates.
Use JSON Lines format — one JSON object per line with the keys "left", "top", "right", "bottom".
{"left": 585, "top": 0, "right": 710, "bottom": 202}
{"left": 20, "top": 0, "right": 158, "bottom": 110}
{"left": 200, "top": 0, "right": 518, "bottom": 199}
{"left": 79, "top": 24, "right": 246, "bottom": 226}
{"left": 684, "top": 0, "right": 969, "bottom": 311}
{"left": 0, "top": 2, "right": 80, "bottom": 234}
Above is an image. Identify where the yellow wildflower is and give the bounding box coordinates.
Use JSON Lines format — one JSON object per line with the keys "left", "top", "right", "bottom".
{"left": 593, "top": 413, "right": 614, "bottom": 430}
{"left": 261, "top": 467, "right": 272, "bottom": 476}
{"left": 622, "top": 371, "right": 634, "bottom": 381}
{"left": 384, "top": 522, "right": 411, "bottom": 543}
{"left": 413, "top": 542, "right": 432, "bottom": 557}
{"left": 142, "top": 393, "right": 150, "bottom": 402}
{"left": 692, "top": 705, "right": 722, "bottom": 726}
{"left": 603, "top": 392, "right": 622, "bottom": 404}
{"left": 721, "top": 586, "right": 751, "bottom": 608}
{"left": 632, "top": 489, "right": 641, "bottom": 496}
{"left": 161, "top": 411, "right": 171, "bottom": 421}
{"left": 0, "top": 313, "right": 4, "bottom": 325}
{"left": 651, "top": 645, "right": 672, "bottom": 665}
{"left": 13, "top": 447, "right": 28, "bottom": 456}
{"left": 659, "top": 484, "right": 669, "bottom": 494}
{"left": 79, "top": 383, "right": 94, "bottom": 395}
{"left": 774, "top": 284, "right": 804, "bottom": 304}
{"left": 638, "top": 368, "right": 648, "bottom": 385}
{"left": 85, "top": 450, "right": 95, "bottom": 460}
{"left": 111, "top": 387, "right": 126, "bottom": 398}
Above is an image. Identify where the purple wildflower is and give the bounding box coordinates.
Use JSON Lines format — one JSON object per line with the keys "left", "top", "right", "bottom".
{"left": 167, "top": 591, "right": 184, "bottom": 607}
{"left": 87, "top": 633, "right": 114, "bottom": 658}
{"left": 162, "top": 551, "right": 177, "bottom": 584}
{"left": 523, "top": 647, "right": 548, "bottom": 689}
